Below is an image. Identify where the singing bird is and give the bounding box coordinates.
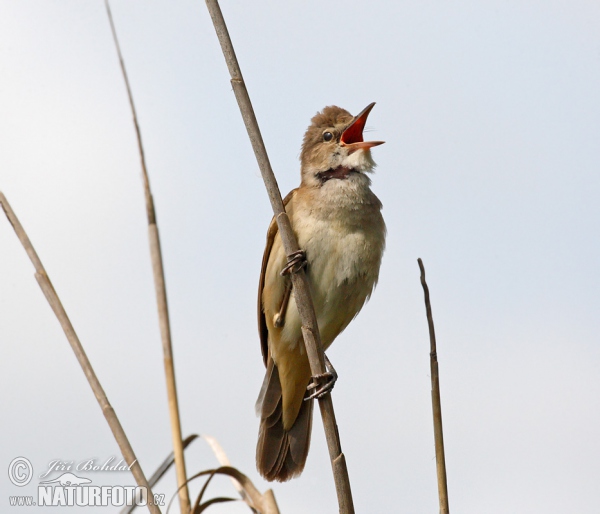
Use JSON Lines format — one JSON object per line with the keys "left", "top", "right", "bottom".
{"left": 256, "top": 103, "right": 386, "bottom": 481}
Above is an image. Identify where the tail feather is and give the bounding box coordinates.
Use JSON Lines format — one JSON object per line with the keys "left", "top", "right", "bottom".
{"left": 255, "top": 359, "right": 281, "bottom": 419}
{"left": 256, "top": 360, "right": 313, "bottom": 482}
{"left": 288, "top": 394, "right": 313, "bottom": 466}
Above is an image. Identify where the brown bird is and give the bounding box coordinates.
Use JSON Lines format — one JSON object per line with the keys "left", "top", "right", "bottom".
{"left": 256, "top": 103, "right": 386, "bottom": 481}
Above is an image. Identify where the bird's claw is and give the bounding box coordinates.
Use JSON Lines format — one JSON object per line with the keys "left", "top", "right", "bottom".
{"left": 281, "top": 250, "right": 307, "bottom": 276}
{"left": 305, "top": 357, "right": 338, "bottom": 400}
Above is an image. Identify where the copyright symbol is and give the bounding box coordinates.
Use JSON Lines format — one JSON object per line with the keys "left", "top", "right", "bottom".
{"left": 8, "top": 457, "right": 33, "bottom": 487}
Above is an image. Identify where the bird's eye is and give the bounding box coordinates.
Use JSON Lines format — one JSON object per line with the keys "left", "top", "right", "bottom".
{"left": 323, "top": 132, "right": 333, "bottom": 142}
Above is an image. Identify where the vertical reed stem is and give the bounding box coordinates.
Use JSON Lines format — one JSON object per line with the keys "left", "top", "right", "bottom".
{"left": 104, "top": 2, "right": 190, "bottom": 512}
{"left": 418, "top": 258, "right": 450, "bottom": 514}
{"left": 204, "top": 2, "right": 355, "bottom": 512}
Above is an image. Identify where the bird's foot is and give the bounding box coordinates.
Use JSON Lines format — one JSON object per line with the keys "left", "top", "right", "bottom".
{"left": 305, "top": 355, "right": 338, "bottom": 400}
{"left": 280, "top": 250, "right": 307, "bottom": 276}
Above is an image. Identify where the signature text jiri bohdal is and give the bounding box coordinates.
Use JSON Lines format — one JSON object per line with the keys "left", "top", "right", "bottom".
{"left": 39, "top": 458, "right": 136, "bottom": 479}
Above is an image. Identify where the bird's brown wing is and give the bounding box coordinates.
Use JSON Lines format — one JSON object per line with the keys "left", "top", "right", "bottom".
{"left": 258, "top": 189, "right": 297, "bottom": 366}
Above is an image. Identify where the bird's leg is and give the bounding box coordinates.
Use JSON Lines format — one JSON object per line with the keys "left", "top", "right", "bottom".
{"left": 273, "top": 280, "right": 292, "bottom": 328}
{"left": 280, "top": 249, "right": 307, "bottom": 276}
{"left": 305, "top": 354, "right": 338, "bottom": 401}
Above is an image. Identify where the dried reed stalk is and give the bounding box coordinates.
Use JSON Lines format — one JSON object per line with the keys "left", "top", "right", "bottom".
{"left": 418, "top": 258, "right": 450, "bottom": 514}
{"left": 173, "top": 466, "right": 280, "bottom": 514}
{"left": 104, "top": 2, "right": 190, "bottom": 512}
{"left": 123, "top": 434, "right": 279, "bottom": 514}
{"left": 204, "top": 2, "right": 354, "bottom": 512}
{"left": 201, "top": 434, "right": 279, "bottom": 514}
{"left": 0, "top": 193, "right": 160, "bottom": 514}
{"left": 120, "top": 435, "right": 200, "bottom": 514}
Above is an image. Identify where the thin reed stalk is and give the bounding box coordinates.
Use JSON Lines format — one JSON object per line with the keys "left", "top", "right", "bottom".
{"left": 418, "top": 258, "right": 450, "bottom": 514}
{"left": 204, "top": 2, "right": 355, "bottom": 512}
{"left": 104, "top": 2, "right": 190, "bottom": 513}
{"left": 0, "top": 192, "right": 161, "bottom": 514}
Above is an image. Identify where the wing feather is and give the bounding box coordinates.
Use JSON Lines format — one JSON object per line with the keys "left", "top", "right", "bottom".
{"left": 257, "top": 189, "right": 297, "bottom": 366}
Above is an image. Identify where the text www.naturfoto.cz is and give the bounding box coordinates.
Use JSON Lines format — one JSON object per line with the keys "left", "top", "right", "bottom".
{"left": 9, "top": 487, "right": 165, "bottom": 507}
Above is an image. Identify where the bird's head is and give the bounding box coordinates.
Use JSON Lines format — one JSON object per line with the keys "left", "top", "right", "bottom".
{"left": 300, "top": 102, "right": 384, "bottom": 188}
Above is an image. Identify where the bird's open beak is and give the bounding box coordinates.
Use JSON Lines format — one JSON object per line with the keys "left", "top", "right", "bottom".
{"left": 340, "top": 102, "right": 385, "bottom": 152}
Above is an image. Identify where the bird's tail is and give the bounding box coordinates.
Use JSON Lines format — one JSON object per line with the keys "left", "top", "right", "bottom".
{"left": 255, "top": 359, "right": 313, "bottom": 482}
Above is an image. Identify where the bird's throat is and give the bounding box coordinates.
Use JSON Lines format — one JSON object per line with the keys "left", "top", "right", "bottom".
{"left": 316, "top": 166, "right": 356, "bottom": 184}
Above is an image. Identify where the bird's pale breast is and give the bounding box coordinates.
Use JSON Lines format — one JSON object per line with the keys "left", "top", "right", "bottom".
{"left": 277, "top": 176, "right": 385, "bottom": 352}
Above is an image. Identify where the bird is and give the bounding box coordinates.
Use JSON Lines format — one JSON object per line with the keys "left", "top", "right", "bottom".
{"left": 255, "top": 103, "right": 386, "bottom": 482}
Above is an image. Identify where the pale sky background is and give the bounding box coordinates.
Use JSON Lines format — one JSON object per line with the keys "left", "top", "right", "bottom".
{"left": 1, "top": 1, "right": 599, "bottom": 513}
